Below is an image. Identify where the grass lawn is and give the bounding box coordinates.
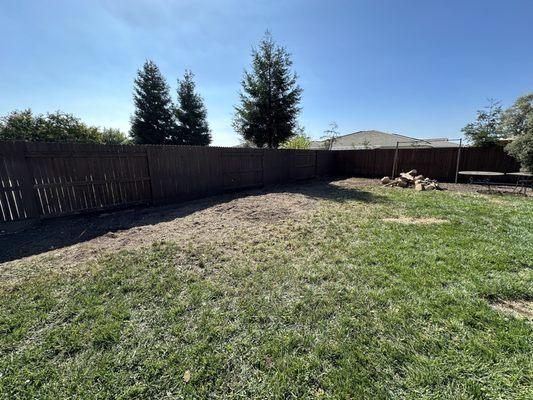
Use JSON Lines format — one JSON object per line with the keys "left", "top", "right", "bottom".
{"left": 1, "top": 182, "right": 532, "bottom": 399}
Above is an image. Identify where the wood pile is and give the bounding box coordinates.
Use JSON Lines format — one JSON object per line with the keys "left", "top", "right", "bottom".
{"left": 380, "top": 169, "right": 442, "bottom": 191}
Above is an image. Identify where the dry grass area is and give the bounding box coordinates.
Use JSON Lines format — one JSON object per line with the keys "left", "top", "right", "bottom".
{"left": 0, "top": 180, "right": 348, "bottom": 286}
{"left": 491, "top": 300, "right": 533, "bottom": 320}
{"left": 382, "top": 217, "right": 449, "bottom": 224}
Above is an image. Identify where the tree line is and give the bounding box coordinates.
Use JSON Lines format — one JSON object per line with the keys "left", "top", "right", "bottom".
{"left": 0, "top": 32, "right": 303, "bottom": 149}
{"left": 130, "top": 32, "right": 301, "bottom": 148}
{"left": 129, "top": 64, "right": 212, "bottom": 146}
{"left": 0, "top": 110, "right": 129, "bottom": 144}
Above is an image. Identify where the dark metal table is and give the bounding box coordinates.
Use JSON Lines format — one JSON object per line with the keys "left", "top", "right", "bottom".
{"left": 506, "top": 172, "right": 533, "bottom": 195}
{"left": 458, "top": 171, "right": 505, "bottom": 193}
{"left": 459, "top": 171, "right": 532, "bottom": 195}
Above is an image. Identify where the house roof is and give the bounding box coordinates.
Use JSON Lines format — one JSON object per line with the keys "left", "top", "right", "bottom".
{"left": 309, "top": 130, "right": 459, "bottom": 150}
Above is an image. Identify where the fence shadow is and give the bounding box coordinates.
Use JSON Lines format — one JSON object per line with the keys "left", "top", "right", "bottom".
{"left": 0, "top": 178, "right": 385, "bottom": 264}
{"left": 270, "top": 178, "right": 387, "bottom": 204}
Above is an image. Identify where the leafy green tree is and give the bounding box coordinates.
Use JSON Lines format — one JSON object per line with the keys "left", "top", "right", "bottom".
{"left": 462, "top": 99, "right": 504, "bottom": 147}
{"left": 280, "top": 125, "right": 311, "bottom": 149}
{"left": 237, "top": 138, "right": 257, "bottom": 148}
{"left": 233, "top": 32, "right": 302, "bottom": 148}
{"left": 501, "top": 93, "right": 533, "bottom": 138}
{"left": 130, "top": 60, "right": 176, "bottom": 144}
{"left": 506, "top": 133, "right": 533, "bottom": 172}
{"left": 502, "top": 93, "right": 533, "bottom": 172}
{"left": 280, "top": 134, "right": 311, "bottom": 149}
{"left": 0, "top": 109, "right": 38, "bottom": 141}
{"left": 38, "top": 111, "right": 102, "bottom": 143}
{"left": 174, "top": 70, "right": 211, "bottom": 146}
{"left": 99, "top": 128, "right": 130, "bottom": 145}
{"left": 1, "top": 110, "right": 101, "bottom": 143}
{"left": 0, "top": 109, "right": 129, "bottom": 144}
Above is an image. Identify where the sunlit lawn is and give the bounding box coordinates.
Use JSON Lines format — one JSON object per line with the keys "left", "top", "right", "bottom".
{"left": 1, "top": 184, "right": 532, "bottom": 399}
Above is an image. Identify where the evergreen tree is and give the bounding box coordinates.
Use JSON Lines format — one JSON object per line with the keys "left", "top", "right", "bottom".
{"left": 233, "top": 32, "right": 302, "bottom": 148}
{"left": 130, "top": 60, "right": 176, "bottom": 144}
{"left": 174, "top": 70, "right": 211, "bottom": 146}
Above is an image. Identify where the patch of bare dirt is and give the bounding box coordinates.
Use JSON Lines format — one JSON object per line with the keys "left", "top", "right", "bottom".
{"left": 1, "top": 179, "right": 377, "bottom": 286}
{"left": 491, "top": 300, "right": 533, "bottom": 321}
{"left": 382, "top": 217, "right": 449, "bottom": 224}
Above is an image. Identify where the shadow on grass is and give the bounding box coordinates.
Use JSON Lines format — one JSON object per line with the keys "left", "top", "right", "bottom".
{"left": 0, "top": 178, "right": 385, "bottom": 263}
{"left": 272, "top": 179, "right": 387, "bottom": 204}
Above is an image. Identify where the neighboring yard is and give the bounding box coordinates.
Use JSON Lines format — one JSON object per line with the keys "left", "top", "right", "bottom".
{"left": 0, "top": 179, "right": 532, "bottom": 399}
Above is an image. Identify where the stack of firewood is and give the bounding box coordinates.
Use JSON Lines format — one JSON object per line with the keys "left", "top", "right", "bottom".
{"left": 381, "top": 169, "right": 442, "bottom": 191}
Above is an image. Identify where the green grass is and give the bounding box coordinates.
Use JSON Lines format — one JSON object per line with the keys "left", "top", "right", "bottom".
{"left": 1, "top": 185, "right": 532, "bottom": 399}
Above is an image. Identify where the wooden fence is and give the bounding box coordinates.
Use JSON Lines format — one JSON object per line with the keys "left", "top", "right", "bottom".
{"left": 0, "top": 141, "right": 338, "bottom": 230}
{"left": 0, "top": 140, "right": 520, "bottom": 231}
{"left": 336, "top": 146, "right": 520, "bottom": 181}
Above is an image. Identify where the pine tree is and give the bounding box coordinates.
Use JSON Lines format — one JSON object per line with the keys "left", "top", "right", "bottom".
{"left": 174, "top": 71, "right": 211, "bottom": 146}
{"left": 130, "top": 60, "right": 176, "bottom": 144}
{"left": 233, "top": 32, "right": 303, "bottom": 148}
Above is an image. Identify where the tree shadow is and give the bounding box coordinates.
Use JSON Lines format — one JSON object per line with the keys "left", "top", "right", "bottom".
{"left": 0, "top": 178, "right": 385, "bottom": 263}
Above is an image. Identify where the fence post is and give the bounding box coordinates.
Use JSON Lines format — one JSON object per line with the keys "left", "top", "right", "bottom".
{"left": 261, "top": 149, "right": 265, "bottom": 187}
{"left": 454, "top": 139, "right": 462, "bottom": 183}
{"left": 314, "top": 151, "right": 318, "bottom": 177}
{"left": 144, "top": 146, "right": 156, "bottom": 204}
{"left": 391, "top": 142, "right": 399, "bottom": 178}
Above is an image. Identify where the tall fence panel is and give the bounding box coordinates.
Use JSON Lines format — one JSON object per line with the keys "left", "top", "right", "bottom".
{"left": 337, "top": 149, "right": 396, "bottom": 178}
{"left": 0, "top": 141, "right": 39, "bottom": 226}
{"left": 395, "top": 148, "right": 458, "bottom": 181}
{"left": 147, "top": 145, "right": 224, "bottom": 204}
{"left": 316, "top": 151, "right": 339, "bottom": 176}
{"left": 458, "top": 147, "right": 520, "bottom": 175}
{"left": 25, "top": 142, "right": 152, "bottom": 217}
{"left": 263, "top": 150, "right": 290, "bottom": 185}
{"left": 291, "top": 150, "right": 317, "bottom": 181}
{"left": 220, "top": 149, "right": 263, "bottom": 190}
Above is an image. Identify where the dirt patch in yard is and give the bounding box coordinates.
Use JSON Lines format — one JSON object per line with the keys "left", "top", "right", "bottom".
{"left": 0, "top": 179, "right": 383, "bottom": 286}
{"left": 491, "top": 300, "right": 533, "bottom": 321}
{"left": 0, "top": 191, "right": 314, "bottom": 283}
{"left": 382, "top": 217, "right": 449, "bottom": 224}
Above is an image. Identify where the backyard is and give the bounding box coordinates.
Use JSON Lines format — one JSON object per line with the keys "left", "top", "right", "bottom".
{"left": 0, "top": 178, "right": 531, "bottom": 399}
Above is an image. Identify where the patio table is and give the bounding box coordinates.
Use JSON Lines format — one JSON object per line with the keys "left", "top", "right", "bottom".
{"left": 506, "top": 172, "right": 533, "bottom": 195}
{"left": 459, "top": 171, "right": 532, "bottom": 195}
{"left": 458, "top": 171, "right": 505, "bottom": 193}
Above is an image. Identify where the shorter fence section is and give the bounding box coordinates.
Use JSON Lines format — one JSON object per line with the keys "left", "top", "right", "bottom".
{"left": 336, "top": 147, "right": 520, "bottom": 181}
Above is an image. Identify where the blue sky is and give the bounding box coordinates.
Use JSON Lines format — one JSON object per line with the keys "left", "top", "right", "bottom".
{"left": 1, "top": 0, "right": 532, "bottom": 146}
